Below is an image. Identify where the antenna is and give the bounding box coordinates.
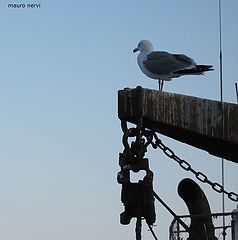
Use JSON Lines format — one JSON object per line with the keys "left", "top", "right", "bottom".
{"left": 235, "top": 83, "right": 238, "bottom": 103}
{"left": 218, "top": 0, "right": 226, "bottom": 239}
{"left": 219, "top": 0, "right": 223, "bottom": 103}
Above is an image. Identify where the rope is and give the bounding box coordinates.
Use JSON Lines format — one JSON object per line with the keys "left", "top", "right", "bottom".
{"left": 147, "top": 223, "right": 159, "bottom": 240}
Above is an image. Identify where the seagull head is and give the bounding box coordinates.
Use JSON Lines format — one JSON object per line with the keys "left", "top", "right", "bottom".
{"left": 133, "top": 40, "right": 153, "bottom": 54}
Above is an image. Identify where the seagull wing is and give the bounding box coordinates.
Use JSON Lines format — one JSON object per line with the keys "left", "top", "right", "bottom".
{"left": 143, "top": 51, "right": 196, "bottom": 75}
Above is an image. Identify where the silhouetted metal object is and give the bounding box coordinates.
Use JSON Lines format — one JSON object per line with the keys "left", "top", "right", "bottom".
{"left": 232, "top": 205, "right": 238, "bottom": 240}
{"left": 120, "top": 177, "right": 155, "bottom": 225}
{"left": 118, "top": 154, "right": 155, "bottom": 225}
{"left": 118, "top": 87, "right": 238, "bottom": 163}
{"left": 178, "top": 178, "right": 217, "bottom": 240}
{"left": 118, "top": 121, "right": 156, "bottom": 226}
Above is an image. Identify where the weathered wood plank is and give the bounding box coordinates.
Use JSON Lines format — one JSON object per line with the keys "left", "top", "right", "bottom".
{"left": 118, "top": 87, "right": 238, "bottom": 163}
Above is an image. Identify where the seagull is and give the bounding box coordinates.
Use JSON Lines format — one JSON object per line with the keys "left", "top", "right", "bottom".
{"left": 133, "top": 40, "right": 214, "bottom": 91}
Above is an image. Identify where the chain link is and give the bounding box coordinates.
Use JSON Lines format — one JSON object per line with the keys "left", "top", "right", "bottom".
{"left": 144, "top": 130, "right": 238, "bottom": 202}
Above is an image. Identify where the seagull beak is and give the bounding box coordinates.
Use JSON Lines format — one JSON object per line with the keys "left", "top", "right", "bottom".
{"left": 133, "top": 47, "right": 138, "bottom": 53}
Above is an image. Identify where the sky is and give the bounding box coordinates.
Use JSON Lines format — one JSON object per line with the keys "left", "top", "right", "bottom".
{"left": 0, "top": 1, "right": 237, "bottom": 239}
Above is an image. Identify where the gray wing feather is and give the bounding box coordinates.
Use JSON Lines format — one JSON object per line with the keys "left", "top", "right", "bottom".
{"left": 173, "top": 54, "right": 196, "bottom": 65}
{"left": 144, "top": 51, "right": 196, "bottom": 75}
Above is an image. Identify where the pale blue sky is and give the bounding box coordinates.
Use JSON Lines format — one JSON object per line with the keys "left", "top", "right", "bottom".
{"left": 0, "top": 1, "right": 237, "bottom": 239}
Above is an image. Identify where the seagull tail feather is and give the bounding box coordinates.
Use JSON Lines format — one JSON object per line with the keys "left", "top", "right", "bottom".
{"left": 174, "top": 65, "right": 214, "bottom": 75}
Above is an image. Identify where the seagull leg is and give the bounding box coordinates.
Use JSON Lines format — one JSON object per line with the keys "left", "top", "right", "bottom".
{"left": 158, "top": 79, "right": 161, "bottom": 90}
{"left": 158, "top": 79, "right": 164, "bottom": 91}
{"left": 161, "top": 80, "right": 164, "bottom": 91}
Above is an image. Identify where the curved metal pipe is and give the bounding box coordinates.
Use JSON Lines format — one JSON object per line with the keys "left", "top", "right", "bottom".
{"left": 178, "top": 178, "right": 217, "bottom": 240}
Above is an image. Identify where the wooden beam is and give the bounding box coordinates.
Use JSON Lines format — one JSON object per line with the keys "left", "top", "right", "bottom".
{"left": 118, "top": 87, "right": 238, "bottom": 164}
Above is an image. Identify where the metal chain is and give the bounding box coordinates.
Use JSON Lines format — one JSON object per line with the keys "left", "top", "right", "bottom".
{"left": 143, "top": 129, "right": 238, "bottom": 202}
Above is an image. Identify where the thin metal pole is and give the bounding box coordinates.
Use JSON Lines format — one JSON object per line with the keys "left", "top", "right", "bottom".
{"left": 218, "top": 0, "right": 226, "bottom": 239}
{"left": 235, "top": 83, "right": 238, "bottom": 103}
{"left": 179, "top": 211, "right": 236, "bottom": 218}
{"left": 147, "top": 223, "right": 159, "bottom": 240}
{"left": 219, "top": 0, "right": 223, "bottom": 103}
